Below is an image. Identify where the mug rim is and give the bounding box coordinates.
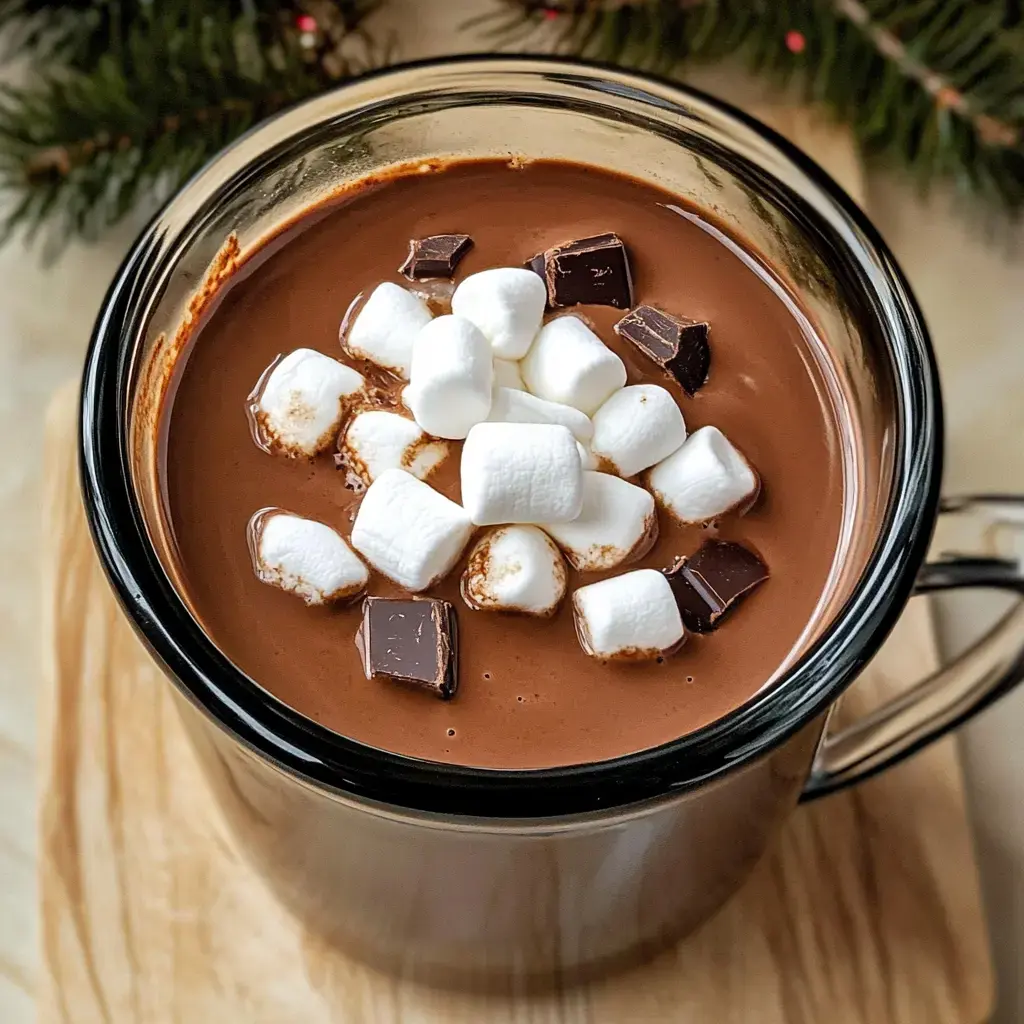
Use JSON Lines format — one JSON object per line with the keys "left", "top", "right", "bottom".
{"left": 79, "top": 54, "right": 943, "bottom": 818}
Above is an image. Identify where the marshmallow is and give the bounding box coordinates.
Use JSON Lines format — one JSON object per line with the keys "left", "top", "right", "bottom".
{"left": 486, "top": 386, "right": 593, "bottom": 443}
{"left": 573, "top": 569, "right": 685, "bottom": 661}
{"left": 344, "top": 282, "right": 433, "bottom": 378}
{"left": 461, "top": 422, "right": 583, "bottom": 526}
{"left": 590, "top": 384, "right": 687, "bottom": 478}
{"left": 405, "top": 315, "right": 494, "bottom": 439}
{"left": 461, "top": 525, "right": 567, "bottom": 617}
{"left": 576, "top": 441, "right": 599, "bottom": 471}
{"left": 350, "top": 468, "right": 474, "bottom": 591}
{"left": 648, "top": 425, "right": 759, "bottom": 524}
{"left": 450, "top": 268, "right": 547, "bottom": 359}
{"left": 542, "top": 471, "right": 657, "bottom": 572}
{"left": 249, "top": 509, "right": 368, "bottom": 605}
{"left": 252, "top": 348, "right": 365, "bottom": 457}
{"left": 493, "top": 358, "right": 526, "bottom": 391}
{"left": 521, "top": 315, "right": 627, "bottom": 415}
{"left": 338, "top": 410, "right": 449, "bottom": 488}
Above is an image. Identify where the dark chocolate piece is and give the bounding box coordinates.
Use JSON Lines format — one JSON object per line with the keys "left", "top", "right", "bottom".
{"left": 615, "top": 304, "right": 711, "bottom": 396}
{"left": 524, "top": 252, "right": 553, "bottom": 311}
{"left": 399, "top": 234, "right": 473, "bottom": 280}
{"left": 664, "top": 540, "right": 768, "bottom": 633}
{"left": 525, "top": 251, "right": 547, "bottom": 280}
{"left": 531, "top": 233, "right": 634, "bottom": 309}
{"left": 355, "top": 596, "right": 459, "bottom": 699}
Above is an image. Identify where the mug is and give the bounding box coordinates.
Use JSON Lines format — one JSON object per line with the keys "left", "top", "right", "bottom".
{"left": 79, "top": 57, "right": 1024, "bottom": 987}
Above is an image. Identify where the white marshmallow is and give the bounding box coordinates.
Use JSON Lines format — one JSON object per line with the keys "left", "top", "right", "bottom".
{"left": 461, "top": 525, "right": 566, "bottom": 617}
{"left": 338, "top": 410, "right": 449, "bottom": 487}
{"left": 250, "top": 510, "right": 368, "bottom": 605}
{"left": 573, "top": 569, "right": 685, "bottom": 661}
{"left": 344, "top": 282, "right": 433, "bottom": 378}
{"left": 521, "top": 315, "right": 627, "bottom": 415}
{"left": 590, "top": 384, "right": 687, "bottom": 478}
{"left": 451, "top": 268, "right": 547, "bottom": 359}
{"left": 493, "top": 358, "right": 526, "bottom": 391}
{"left": 648, "top": 425, "right": 758, "bottom": 524}
{"left": 461, "top": 422, "right": 583, "bottom": 526}
{"left": 350, "top": 468, "right": 474, "bottom": 592}
{"left": 576, "top": 441, "right": 599, "bottom": 471}
{"left": 542, "top": 471, "right": 657, "bottom": 572}
{"left": 486, "top": 386, "right": 594, "bottom": 443}
{"left": 253, "top": 348, "right": 365, "bottom": 457}
{"left": 405, "top": 315, "right": 494, "bottom": 439}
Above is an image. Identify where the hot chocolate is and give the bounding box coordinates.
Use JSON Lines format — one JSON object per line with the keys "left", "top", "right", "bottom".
{"left": 160, "top": 158, "right": 845, "bottom": 769}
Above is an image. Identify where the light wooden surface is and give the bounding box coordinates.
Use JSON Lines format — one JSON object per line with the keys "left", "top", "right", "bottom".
{"left": 39, "top": 329, "right": 992, "bottom": 1024}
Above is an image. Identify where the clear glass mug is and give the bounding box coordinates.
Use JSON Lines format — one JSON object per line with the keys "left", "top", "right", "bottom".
{"left": 80, "top": 57, "right": 1024, "bottom": 987}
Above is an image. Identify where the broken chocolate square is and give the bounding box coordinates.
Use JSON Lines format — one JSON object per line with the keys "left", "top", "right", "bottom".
{"left": 399, "top": 234, "right": 473, "bottom": 280}
{"left": 664, "top": 540, "right": 768, "bottom": 633}
{"left": 528, "top": 233, "right": 634, "bottom": 309}
{"left": 355, "top": 596, "right": 459, "bottom": 699}
{"left": 614, "top": 304, "right": 711, "bottom": 396}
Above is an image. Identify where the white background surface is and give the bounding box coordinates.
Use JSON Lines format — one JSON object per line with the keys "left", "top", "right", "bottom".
{"left": 1, "top": 2, "right": 1023, "bottom": 1019}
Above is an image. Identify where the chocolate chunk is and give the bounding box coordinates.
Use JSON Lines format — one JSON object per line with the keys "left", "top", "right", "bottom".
{"left": 399, "top": 234, "right": 473, "bottom": 280}
{"left": 614, "top": 305, "right": 711, "bottom": 396}
{"left": 664, "top": 540, "right": 768, "bottom": 633}
{"left": 355, "top": 596, "right": 459, "bottom": 699}
{"left": 524, "top": 252, "right": 553, "bottom": 311}
{"left": 525, "top": 251, "right": 547, "bottom": 280}
{"left": 530, "top": 233, "right": 634, "bottom": 309}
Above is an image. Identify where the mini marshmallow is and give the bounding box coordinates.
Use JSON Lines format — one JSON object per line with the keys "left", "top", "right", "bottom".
{"left": 487, "top": 386, "right": 594, "bottom": 443}
{"left": 405, "top": 315, "right": 494, "bottom": 439}
{"left": 590, "top": 384, "right": 687, "bottom": 478}
{"left": 350, "top": 468, "right": 474, "bottom": 591}
{"left": 521, "top": 315, "right": 627, "bottom": 415}
{"left": 542, "top": 471, "right": 657, "bottom": 572}
{"left": 648, "top": 425, "right": 758, "bottom": 524}
{"left": 493, "top": 358, "right": 526, "bottom": 391}
{"left": 250, "top": 510, "right": 368, "bottom": 605}
{"left": 461, "top": 525, "right": 567, "bottom": 617}
{"left": 573, "top": 569, "right": 685, "bottom": 661}
{"left": 451, "top": 267, "right": 547, "bottom": 359}
{"left": 344, "top": 282, "right": 433, "bottom": 378}
{"left": 253, "top": 348, "right": 364, "bottom": 457}
{"left": 461, "top": 422, "right": 583, "bottom": 526}
{"left": 576, "top": 441, "right": 599, "bottom": 471}
{"left": 338, "top": 410, "right": 449, "bottom": 487}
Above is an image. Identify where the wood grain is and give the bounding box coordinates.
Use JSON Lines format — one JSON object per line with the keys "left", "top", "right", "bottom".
{"left": 38, "top": 108, "right": 993, "bottom": 1022}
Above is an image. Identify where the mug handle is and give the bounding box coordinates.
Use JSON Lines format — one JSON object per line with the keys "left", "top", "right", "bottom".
{"left": 802, "top": 495, "right": 1024, "bottom": 800}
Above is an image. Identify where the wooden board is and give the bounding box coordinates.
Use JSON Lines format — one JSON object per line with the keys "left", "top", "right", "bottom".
{"left": 37, "top": 108, "right": 992, "bottom": 1022}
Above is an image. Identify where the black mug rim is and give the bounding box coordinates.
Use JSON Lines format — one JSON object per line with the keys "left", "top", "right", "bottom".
{"left": 79, "top": 55, "right": 943, "bottom": 818}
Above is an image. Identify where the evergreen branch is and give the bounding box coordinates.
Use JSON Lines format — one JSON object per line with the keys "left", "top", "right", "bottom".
{"left": 0, "top": 0, "right": 109, "bottom": 63}
{"left": 487, "top": 0, "right": 1024, "bottom": 211}
{"left": 0, "top": 1, "right": 378, "bottom": 250}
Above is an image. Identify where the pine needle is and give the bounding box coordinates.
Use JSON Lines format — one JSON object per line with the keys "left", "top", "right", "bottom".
{"left": 0, "top": 0, "right": 378, "bottom": 250}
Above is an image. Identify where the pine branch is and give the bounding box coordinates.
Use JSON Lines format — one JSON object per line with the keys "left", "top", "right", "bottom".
{"left": 0, "top": 0, "right": 373, "bottom": 66}
{"left": 0, "top": 0, "right": 379, "bottom": 250}
{"left": 487, "top": 0, "right": 1024, "bottom": 211}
